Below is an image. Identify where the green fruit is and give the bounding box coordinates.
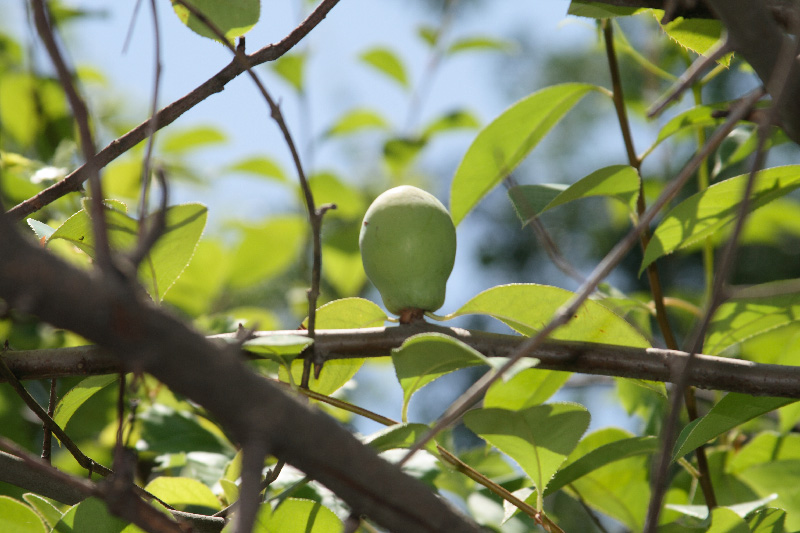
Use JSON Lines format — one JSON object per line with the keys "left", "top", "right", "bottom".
{"left": 359, "top": 185, "right": 457, "bottom": 318}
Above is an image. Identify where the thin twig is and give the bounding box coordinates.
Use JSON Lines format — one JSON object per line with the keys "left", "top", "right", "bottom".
{"left": 398, "top": 87, "right": 765, "bottom": 468}
{"left": 8, "top": 0, "right": 342, "bottom": 222}
{"left": 0, "top": 354, "right": 113, "bottom": 477}
{"left": 647, "top": 36, "right": 732, "bottom": 118}
{"left": 42, "top": 378, "right": 57, "bottom": 463}
{"left": 135, "top": 0, "right": 163, "bottom": 230}
{"left": 29, "top": 0, "right": 113, "bottom": 272}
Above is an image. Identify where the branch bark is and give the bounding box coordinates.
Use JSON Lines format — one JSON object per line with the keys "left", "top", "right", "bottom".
{"left": 0, "top": 220, "right": 480, "bottom": 533}
{"left": 4, "top": 325, "right": 800, "bottom": 399}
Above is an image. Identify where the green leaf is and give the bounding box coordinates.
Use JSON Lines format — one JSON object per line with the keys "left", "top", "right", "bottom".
{"left": 228, "top": 215, "right": 306, "bottom": 289}
{"left": 160, "top": 126, "right": 227, "bottom": 154}
{"left": 417, "top": 25, "right": 439, "bottom": 47}
{"left": 383, "top": 137, "right": 427, "bottom": 174}
{"left": 747, "top": 508, "right": 787, "bottom": 533}
{"left": 325, "top": 108, "right": 390, "bottom": 136}
{"left": 360, "top": 47, "right": 409, "bottom": 89}
{"left": 666, "top": 495, "right": 778, "bottom": 521}
{"left": 464, "top": 403, "right": 590, "bottom": 509}
{"left": 508, "top": 165, "right": 640, "bottom": 224}
{"left": 728, "top": 432, "right": 800, "bottom": 474}
{"left": 673, "top": 394, "right": 797, "bottom": 460}
{"left": 707, "top": 508, "right": 749, "bottom": 533}
{"left": 144, "top": 477, "right": 221, "bottom": 513}
{"left": 282, "top": 298, "right": 386, "bottom": 394}
{"left": 22, "top": 494, "right": 63, "bottom": 529}
{"left": 163, "top": 238, "right": 230, "bottom": 316}
{"left": 740, "top": 461, "right": 800, "bottom": 531}
{"left": 53, "top": 374, "right": 117, "bottom": 430}
{"left": 226, "top": 156, "right": 287, "bottom": 182}
{"left": 446, "top": 36, "right": 515, "bottom": 55}
{"left": 223, "top": 499, "right": 342, "bottom": 533}
{"left": 301, "top": 297, "right": 387, "bottom": 330}
{"left": 450, "top": 83, "right": 602, "bottom": 225}
{"left": 393, "top": 333, "right": 491, "bottom": 422}
{"left": 364, "top": 423, "right": 435, "bottom": 453}
{"left": 243, "top": 335, "right": 313, "bottom": 366}
{"left": 643, "top": 105, "right": 726, "bottom": 159}
{"left": 53, "top": 498, "right": 127, "bottom": 533}
{"left": 308, "top": 172, "right": 366, "bottom": 220}
{"left": 422, "top": 109, "right": 480, "bottom": 138}
{"left": 484, "top": 368, "right": 571, "bottom": 410}
{"left": 171, "top": 0, "right": 259, "bottom": 43}
{"left": 658, "top": 13, "right": 729, "bottom": 66}
{"left": 546, "top": 435, "right": 658, "bottom": 495}
{"left": 641, "top": 166, "right": 800, "bottom": 273}
{"left": 704, "top": 282, "right": 800, "bottom": 355}
{"left": 272, "top": 53, "right": 306, "bottom": 93}
{"left": 561, "top": 428, "right": 653, "bottom": 530}
{"left": 26, "top": 218, "right": 56, "bottom": 242}
{"left": 49, "top": 203, "right": 207, "bottom": 301}
{"left": 0, "top": 496, "right": 46, "bottom": 533}
{"left": 138, "top": 404, "right": 233, "bottom": 455}
{"left": 567, "top": 1, "right": 648, "bottom": 18}
{"left": 0, "top": 73, "right": 39, "bottom": 146}
{"left": 445, "top": 284, "right": 651, "bottom": 347}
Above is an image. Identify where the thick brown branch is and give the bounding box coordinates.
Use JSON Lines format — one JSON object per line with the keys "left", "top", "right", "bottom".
{"left": 4, "top": 326, "right": 800, "bottom": 399}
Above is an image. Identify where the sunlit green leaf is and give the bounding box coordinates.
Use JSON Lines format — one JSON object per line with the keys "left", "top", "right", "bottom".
{"left": 641, "top": 166, "right": 800, "bottom": 273}
{"left": 308, "top": 172, "right": 366, "bottom": 219}
{"left": 26, "top": 219, "right": 56, "bottom": 242}
{"left": 53, "top": 498, "right": 127, "bottom": 533}
{"left": 747, "top": 508, "right": 787, "bottom": 533}
{"left": 22, "top": 494, "right": 63, "bottom": 529}
{"left": 222, "top": 499, "right": 342, "bottom": 533}
{"left": 484, "top": 368, "right": 571, "bottom": 410}
{"left": 728, "top": 432, "right": 800, "bottom": 474}
{"left": 656, "top": 12, "right": 730, "bottom": 66}
{"left": 171, "top": 0, "right": 259, "bottom": 43}
{"left": 0, "top": 496, "right": 46, "bottom": 533}
{"left": 445, "top": 284, "right": 650, "bottom": 347}
{"left": 450, "top": 83, "right": 603, "bottom": 225}
{"left": 642, "top": 104, "right": 726, "bottom": 159}
{"left": 360, "top": 47, "right": 409, "bottom": 89}
{"left": 272, "top": 53, "right": 306, "bottom": 93}
{"left": 48, "top": 203, "right": 207, "bottom": 301}
{"left": 228, "top": 215, "right": 306, "bottom": 288}
{"left": 53, "top": 374, "right": 117, "bottom": 430}
{"left": 160, "top": 126, "right": 227, "bottom": 154}
{"left": 393, "top": 333, "right": 490, "bottom": 421}
{"left": 704, "top": 282, "right": 800, "bottom": 355}
{"left": 422, "top": 109, "right": 480, "bottom": 138}
{"left": 137, "top": 404, "right": 233, "bottom": 455}
{"left": 464, "top": 403, "right": 590, "bottom": 509}
{"left": 281, "top": 298, "right": 386, "bottom": 394}
{"left": 738, "top": 461, "right": 800, "bottom": 531}
{"left": 567, "top": 1, "right": 647, "bottom": 18}
{"left": 243, "top": 335, "right": 313, "bottom": 366}
{"left": 508, "top": 165, "right": 640, "bottom": 224}
{"left": 144, "top": 477, "right": 221, "bottom": 513}
{"left": 673, "top": 394, "right": 797, "bottom": 460}
{"left": 383, "top": 136, "right": 426, "bottom": 174}
{"left": 226, "top": 156, "right": 287, "bottom": 182}
{"left": 446, "top": 36, "right": 515, "bottom": 55}
{"left": 164, "top": 238, "right": 230, "bottom": 317}
{"left": 364, "top": 423, "right": 435, "bottom": 453}
{"left": 325, "top": 108, "right": 390, "bottom": 136}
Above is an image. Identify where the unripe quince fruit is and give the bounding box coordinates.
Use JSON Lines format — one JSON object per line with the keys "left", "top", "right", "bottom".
{"left": 359, "top": 185, "right": 456, "bottom": 321}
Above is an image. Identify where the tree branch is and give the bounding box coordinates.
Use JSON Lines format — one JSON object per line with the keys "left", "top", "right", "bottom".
{"left": 3, "top": 326, "right": 800, "bottom": 399}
